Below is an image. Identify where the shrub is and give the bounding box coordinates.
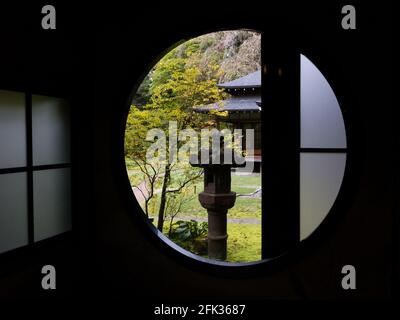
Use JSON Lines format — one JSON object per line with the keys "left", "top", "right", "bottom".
{"left": 169, "top": 220, "right": 208, "bottom": 255}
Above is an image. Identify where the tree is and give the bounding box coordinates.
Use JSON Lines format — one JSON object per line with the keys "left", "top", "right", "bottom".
{"left": 125, "top": 39, "right": 227, "bottom": 233}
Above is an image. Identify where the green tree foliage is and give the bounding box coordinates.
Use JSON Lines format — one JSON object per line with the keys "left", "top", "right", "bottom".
{"left": 135, "top": 30, "right": 261, "bottom": 104}
{"left": 126, "top": 38, "right": 226, "bottom": 231}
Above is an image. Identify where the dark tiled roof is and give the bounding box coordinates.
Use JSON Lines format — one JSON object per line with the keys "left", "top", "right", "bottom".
{"left": 195, "top": 95, "right": 261, "bottom": 112}
{"left": 218, "top": 70, "right": 261, "bottom": 89}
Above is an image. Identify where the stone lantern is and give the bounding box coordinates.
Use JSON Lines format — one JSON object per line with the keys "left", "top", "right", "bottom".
{"left": 190, "top": 140, "right": 242, "bottom": 260}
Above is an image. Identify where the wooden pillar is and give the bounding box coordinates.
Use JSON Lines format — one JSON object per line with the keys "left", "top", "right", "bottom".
{"left": 261, "top": 36, "right": 300, "bottom": 258}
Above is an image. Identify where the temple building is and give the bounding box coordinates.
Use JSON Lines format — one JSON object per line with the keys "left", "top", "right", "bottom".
{"left": 195, "top": 70, "right": 262, "bottom": 172}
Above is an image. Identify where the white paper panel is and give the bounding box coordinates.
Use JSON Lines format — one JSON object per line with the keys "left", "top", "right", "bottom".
{"left": 0, "top": 90, "right": 26, "bottom": 168}
{"left": 33, "top": 168, "right": 71, "bottom": 242}
{"left": 32, "top": 95, "right": 70, "bottom": 165}
{"left": 0, "top": 172, "right": 28, "bottom": 253}
{"left": 300, "top": 55, "right": 347, "bottom": 148}
{"left": 300, "top": 153, "right": 346, "bottom": 240}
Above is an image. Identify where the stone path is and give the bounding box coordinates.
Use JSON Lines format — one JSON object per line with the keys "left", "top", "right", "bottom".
{"left": 236, "top": 187, "right": 262, "bottom": 198}
{"left": 133, "top": 181, "right": 148, "bottom": 204}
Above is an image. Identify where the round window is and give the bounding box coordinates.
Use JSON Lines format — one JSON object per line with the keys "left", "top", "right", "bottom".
{"left": 124, "top": 30, "right": 347, "bottom": 266}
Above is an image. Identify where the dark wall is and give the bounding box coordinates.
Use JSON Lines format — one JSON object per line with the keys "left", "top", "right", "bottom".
{"left": 0, "top": 1, "right": 395, "bottom": 301}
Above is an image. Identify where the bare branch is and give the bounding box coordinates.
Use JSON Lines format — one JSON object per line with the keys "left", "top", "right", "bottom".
{"left": 166, "top": 169, "right": 203, "bottom": 194}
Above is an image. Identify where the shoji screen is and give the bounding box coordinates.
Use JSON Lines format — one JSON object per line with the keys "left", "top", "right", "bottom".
{"left": 300, "top": 55, "right": 347, "bottom": 240}
{"left": 0, "top": 90, "right": 71, "bottom": 254}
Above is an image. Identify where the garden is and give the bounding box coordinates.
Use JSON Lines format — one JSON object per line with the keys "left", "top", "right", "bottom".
{"left": 124, "top": 30, "right": 262, "bottom": 263}
{"left": 127, "top": 160, "right": 262, "bottom": 262}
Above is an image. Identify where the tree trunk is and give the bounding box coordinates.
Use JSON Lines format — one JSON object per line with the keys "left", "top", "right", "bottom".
{"left": 157, "top": 164, "right": 170, "bottom": 231}
{"left": 168, "top": 217, "right": 174, "bottom": 237}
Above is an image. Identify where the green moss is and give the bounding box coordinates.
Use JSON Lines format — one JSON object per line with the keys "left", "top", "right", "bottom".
{"left": 174, "top": 194, "right": 261, "bottom": 220}
{"left": 155, "top": 174, "right": 262, "bottom": 219}
{"left": 226, "top": 223, "right": 261, "bottom": 262}
{"left": 228, "top": 198, "right": 262, "bottom": 219}
{"left": 232, "top": 187, "right": 258, "bottom": 194}
{"left": 154, "top": 219, "right": 261, "bottom": 263}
